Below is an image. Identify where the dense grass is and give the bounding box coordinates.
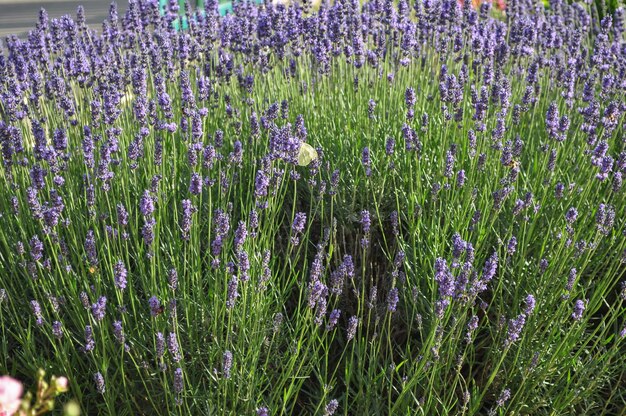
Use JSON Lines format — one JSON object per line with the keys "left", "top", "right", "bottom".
{"left": 0, "top": 0, "right": 625, "bottom": 414}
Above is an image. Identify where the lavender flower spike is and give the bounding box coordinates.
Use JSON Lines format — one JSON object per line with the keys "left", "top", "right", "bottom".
{"left": 114, "top": 260, "right": 128, "bottom": 290}
{"left": 94, "top": 372, "right": 105, "bottom": 394}
{"left": 223, "top": 350, "right": 233, "bottom": 379}
{"left": 572, "top": 299, "right": 585, "bottom": 321}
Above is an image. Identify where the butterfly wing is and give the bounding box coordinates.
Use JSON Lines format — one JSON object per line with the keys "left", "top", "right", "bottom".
{"left": 297, "top": 143, "right": 318, "bottom": 167}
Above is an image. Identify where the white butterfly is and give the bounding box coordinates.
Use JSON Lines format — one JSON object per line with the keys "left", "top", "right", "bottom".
{"left": 297, "top": 143, "right": 318, "bottom": 166}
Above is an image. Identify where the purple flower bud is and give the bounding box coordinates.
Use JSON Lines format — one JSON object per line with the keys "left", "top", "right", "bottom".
{"left": 457, "top": 170, "right": 466, "bottom": 187}
{"left": 482, "top": 252, "right": 498, "bottom": 283}
{"left": 368, "top": 99, "right": 376, "bottom": 119}
{"left": 495, "top": 388, "right": 511, "bottom": 408}
{"left": 385, "top": 138, "right": 395, "bottom": 156}
{"left": 189, "top": 173, "right": 202, "bottom": 195}
{"left": 140, "top": 191, "right": 155, "bottom": 217}
{"left": 443, "top": 150, "right": 454, "bottom": 178}
{"left": 452, "top": 233, "right": 466, "bottom": 260}
{"left": 30, "top": 300, "right": 43, "bottom": 325}
{"left": 359, "top": 210, "right": 372, "bottom": 248}
{"left": 117, "top": 204, "right": 129, "bottom": 227}
{"left": 233, "top": 221, "right": 247, "bottom": 252}
{"left": 156, "top": 332, "right": 165, "bottom": 358}
{"left": 254, "top": 169, "right": 270, "bottom": 200}
{"left": 362, "top": 147, "right": 372, "bottom": 177}
{"left": 181, "top": 199, "right": 196, "bottom": 242}
{"left": 554, "top": 182, "right": 565, "bottom": 199}
{"left": 94, "top": 372, "right": 105, "bottom": 394}
{"left": 565, "top": 207, "right": 578, "bottom": 224}
{"left": 390, "top": 211, "right": 399, "bottom": 236}
{"left": 387, "top": 287, "right": 399, "bottom": 312}
{"left": 80, "top": 292, "right": 90, "bottom": 309}
{"left": 524, "top": 294, "right": 536, "bottom": 315}
{"left": 548, "top": 149, "right": 557, "bottom": 172}
{"left": 405, "top": 87, "right": 416, "bottom": 108}
{"left": 324, "top": 399, "right": 339, "bottom": 416}
{"left": 114, "top": 260, "right": 127, "bottom": 290}
{"left": 238, "top": 250, "right": 250, "bottom": 282}
{"left": 572, "top": 299, "right": 585, "bottom": 321}
{"left": 291, "top": 212, "right": 307, "bottom": 246}
{"left": 505, "top": 313, "right": 526, "bottom": 347}
{"left": 596, "top": 203, "right": 615, "bottom": 235}
{"left": 112, "top": 321, "right": 125, "bottom": 345}
{"left": 434, "top": 258, "right": 454, "bottom": 298}
{"left": 30, "top": 165, "right": 47, "bottom": 190}
{"left": 327, "top": 309, "right": 341, "bottom": 331}
{"left": 174, "top": 368, "right": 183, "bottom": 395}
{"left": 52, "top": 321, "right": 63, "bottom": 339}
{"left": 347, "top": 316, "right": 359, "bottom": 341}
{"left": 565, "top": 268, "right": 577, "bottom": 293}
{"left": 30, "top": 235, "right": 44, "bottom": 262}
{"left": 91, "top": 296, "right": 107, "bottom": 321}
{"left": 226, "top": 276, "right": 239, "bottom": 309}
{"left": 84, "top": 325, "right": 95, "bottom": 352}
{"left": 149, "top": 296, "right": 161, "bottom": 317}
{"left": 507, "top": 236, "right": 517, "bottom": 256}
{"left": 223, "top": 350, "right": 233, "bottom": 379}
{"left": 142, "top": 217, "right": 156, "bottom": 247}
{"left": 466, "top": 315, "right": 479, "bottom": 342}
{"left": 168, "top": 332, "right": 181, "bottom": 362}
{"left": 435, "top": 299, "right": 450, "bottom": 319}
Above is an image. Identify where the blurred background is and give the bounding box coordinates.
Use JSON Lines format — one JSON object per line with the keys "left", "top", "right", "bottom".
{"left": 0, "top": 0, "right": 121, "bottom": 39}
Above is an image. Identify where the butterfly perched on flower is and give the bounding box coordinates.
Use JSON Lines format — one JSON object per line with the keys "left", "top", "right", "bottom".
{"left": 297, "top": 143, "right": 318, "bottom": 167}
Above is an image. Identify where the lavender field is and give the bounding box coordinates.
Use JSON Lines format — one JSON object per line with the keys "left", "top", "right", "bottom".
{"left": 0, "top": 0, "right": 625, "bottom": 414}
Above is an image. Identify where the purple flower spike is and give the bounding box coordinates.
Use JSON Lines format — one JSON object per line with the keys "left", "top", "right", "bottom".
{"left": 505, "top": 313, "right": 526, "bottom": 347}
{"left": 362, "top": 147, "right": 372, "bottom": 177}
{"left": 168, "top": 332, "right": 181, "bottom": 362}
{"left": 291, "top": 212, "right": 307, "bottom": 246}
{"left": 347, "top": 316, "right": 359, "bottom": 341}
{"left": 223, "top": 350, "right": 233, "bottom": 379}
{"left": 52, "top": 321, "right": 63, "bottom": 339}
{"left": 94, "top": 372, "right": 105, "bottom": 394}
{"left": 149, "top": 296, "right": 161, "bottom": 317}
{"left": 189, "top": 173, "right": 202, "bottom": 195}
{"left": 434, "top": 258, "right": 454, "bottom": 298}
{"left": 327, "top": 309, "right": 341, "bottom": 331}
{"left": 30, "top": 300, "right": 43, "bottom": 326}
{"left": 572, "top": 299, "right": 585, "bottom": 321}
{"left": 140, "top": 191, "right": 155, "bottom": 217}
{"left": 524, "top": 295, "right": 536, "bottom": 315}
{"left": 495, "top": 388, "right": 511, "bottom": 408}
{"left": 324, "top": 399, "right": 339, "bottom": 416}
{"left": 84, "top": 325, "right": 95, "bottom": 352}
{"left": 174, "top": 368, "right": 183, "bottom": 395}
{"left": 91, "top": 296, "right": 107, "bottom": 321}
{"left": 387, "top": 287, "right": 399, "bottom": 312}
{"left": 114, "top": 260, "right": 127, "bottom": 290}
{"left": 405, "top": 87, "right": 416, "bottom": 108}
{"left": 507, "top": 236, "right": 517, "bottom": 256}
{"left": 565, "top": 207, "right": 578, "bottom": 224}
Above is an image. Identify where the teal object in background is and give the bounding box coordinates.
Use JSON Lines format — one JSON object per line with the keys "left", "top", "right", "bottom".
{"left": 159, "top": 0, "right": 265, "bottom": 29}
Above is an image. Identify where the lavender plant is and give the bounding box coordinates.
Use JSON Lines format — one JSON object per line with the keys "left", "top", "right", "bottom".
{"left": 0, "top": 0, "right": 625, "bottom": 414}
